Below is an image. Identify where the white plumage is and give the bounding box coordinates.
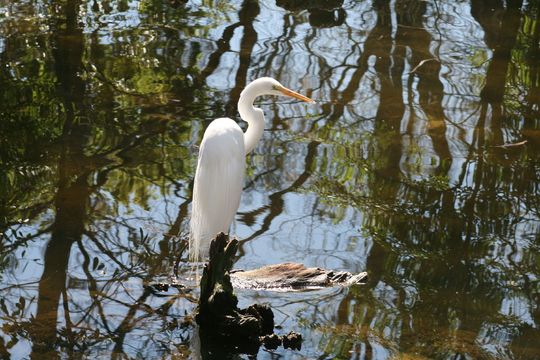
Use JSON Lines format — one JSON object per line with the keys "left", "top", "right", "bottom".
{"left": 189, "top": 118, "right": 246, "bottom": 259}
{"left": 189, "top": 77, "right": 314, "bottom": 261}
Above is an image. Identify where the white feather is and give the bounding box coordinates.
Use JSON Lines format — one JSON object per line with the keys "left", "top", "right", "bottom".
{"left": 189, "top": 118, "right": 246, "bottom": 260}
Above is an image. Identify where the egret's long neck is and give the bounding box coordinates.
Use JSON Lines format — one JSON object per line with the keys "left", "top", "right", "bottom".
{"left": 238, "top": 90, "right": 265, "bottom": 154}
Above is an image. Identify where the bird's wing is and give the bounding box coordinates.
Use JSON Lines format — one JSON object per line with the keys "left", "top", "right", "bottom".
{"left": 189, "top": 118, "right": 246, "bottom": 260}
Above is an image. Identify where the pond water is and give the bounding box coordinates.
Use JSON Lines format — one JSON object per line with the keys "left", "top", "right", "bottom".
{"left": 1, "top": 0, "right": 540, "bottom": 358}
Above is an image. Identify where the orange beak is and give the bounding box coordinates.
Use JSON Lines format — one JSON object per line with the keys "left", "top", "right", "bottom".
{"left": 277, "top": 86, "right": 316, "bottom": 104}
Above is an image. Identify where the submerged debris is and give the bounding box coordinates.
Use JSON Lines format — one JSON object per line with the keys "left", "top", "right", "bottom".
{"left": 282, "top": 331, "right": 302, "bottom": 350}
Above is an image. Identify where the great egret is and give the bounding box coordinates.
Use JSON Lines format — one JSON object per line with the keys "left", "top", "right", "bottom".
{"left": 189, "top": 77, "right": 315, "bottom": 261}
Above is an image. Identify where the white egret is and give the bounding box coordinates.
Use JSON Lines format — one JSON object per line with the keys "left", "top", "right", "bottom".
{"left": 189, "top": 77, "right": 315, "bottom": 261}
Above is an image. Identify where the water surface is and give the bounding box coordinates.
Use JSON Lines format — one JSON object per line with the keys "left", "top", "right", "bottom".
{"left": 1, "top": 0, "right": 539, "bottom": 358}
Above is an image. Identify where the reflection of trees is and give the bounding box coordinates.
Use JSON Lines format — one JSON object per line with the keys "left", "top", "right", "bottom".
{"left": 1, "top": 0, "right": 540, "bottom": 357}
{"left": 16, "top": 0, "right": 193, "bottom": 356}
{"left": 309, "top": 0, "right": 540, "bottom": 359}
{"left": 226, "top": 0, "right": 260, "bottom": 116}
{"left": 237, "top": 141, "right": 319, "bottom": 256}
{"left": 0, "top": 0, "right": 209, "bottom": 356}
{"left": 276, "top": 0, "right": 346, "bottom": 28}
{"left": 472, "top": 0, "right": 523, "bottom": 147}
{"left": 524, "top": 5, "right": 540, "bottom": 117}
{"left": 29, "top": 0, "right": 94, "bottom": 355}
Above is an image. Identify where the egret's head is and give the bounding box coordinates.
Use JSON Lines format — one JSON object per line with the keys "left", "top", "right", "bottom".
{"left": 245, "top": 77, "right": 316, "bottom": 104}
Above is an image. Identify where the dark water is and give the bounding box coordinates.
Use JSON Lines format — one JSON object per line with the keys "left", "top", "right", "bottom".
{"left": 1, "top": 0, "right": 540, "bottom": 358}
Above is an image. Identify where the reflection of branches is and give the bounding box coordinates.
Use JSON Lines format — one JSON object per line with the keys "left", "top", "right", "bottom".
{"left": 199, "top": 23, "right": 242, "bottom": 82}
{"left": 234, "top": 1, "right": 377, "bottom": 254}
{"left": 238, "top": 141, "right": 319, "bottom": 253}
{"left": 316, "top": 1, "right": 514, "bottom": 357}
{"left": 258, "top": 15, "right": 298, "bottom": 82}
{"left": 0, "top": 280, "right": 41, "bottom": 293}
{"left": 83, "top": 63, "right": 160, "bottom": 98}
{"left": 112, "top": 289, "right": 152, "bottom": 354}
{"left": 84, "top": 229, "right": 136, "bottom": 271}
{"left": 226, "top": 0, "right": 260, "bottom": 116}
{"left": 76, "top": 238, "right": 114, "bottom": 334}
{"left": 242, "top": 164, "right": 279, "bottom": 190}
{"left": 0, "top": 224, "right": 53, "bottom": 254}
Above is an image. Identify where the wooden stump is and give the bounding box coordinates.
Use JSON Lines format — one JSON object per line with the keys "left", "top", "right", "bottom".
{"left": 195, "top": 233, "right": 302, "bottom": 355}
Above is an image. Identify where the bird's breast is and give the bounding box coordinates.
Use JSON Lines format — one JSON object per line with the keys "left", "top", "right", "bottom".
{"left": 200, "top": 118, "right": 246, "bottom": 162}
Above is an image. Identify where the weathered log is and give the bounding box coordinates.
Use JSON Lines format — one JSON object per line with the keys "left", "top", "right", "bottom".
{"left": 231, "top": 262, "right": 368, "bottom": 290}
